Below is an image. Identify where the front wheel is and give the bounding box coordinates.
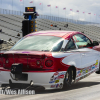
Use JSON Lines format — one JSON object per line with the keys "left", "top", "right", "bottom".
{"left": 95, "top": 70, "right": 100, "bottom": 74}
{"left": 95, "top": 63, "right": 100, "bottom": 74}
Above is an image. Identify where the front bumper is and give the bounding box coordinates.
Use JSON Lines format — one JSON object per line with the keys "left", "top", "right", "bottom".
{"left": 0, "top": 70, "right": 66, "bottom": 90}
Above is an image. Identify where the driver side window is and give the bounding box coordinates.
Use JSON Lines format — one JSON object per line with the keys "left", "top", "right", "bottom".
{"left": 64, "top": 39, "right": 76, "bottom": 51}
{"left": 72, "top": 34, "right": 93, "bottom": 48}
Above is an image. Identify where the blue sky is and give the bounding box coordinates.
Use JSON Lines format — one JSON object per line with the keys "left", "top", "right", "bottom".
{"left": 0, "top": 0, "right": 100, "bottom": 23}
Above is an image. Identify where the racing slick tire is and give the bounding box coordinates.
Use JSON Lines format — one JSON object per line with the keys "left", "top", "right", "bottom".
{"left": 95, "top": 70, "right": 100, "bottom": 74}
{"left": 63, "top": 67, "right": 73, "bottom": 88}
{"left": 95, "top": 69, "right": 100, "bottom": 74}
{"left": 95, "top": 63, "right": 100, "bottom": 74}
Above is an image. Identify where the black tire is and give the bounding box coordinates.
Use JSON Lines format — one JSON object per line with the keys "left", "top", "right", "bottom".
{"left": 95, "top": 63, "right": 100, "bottom": 74}
{"left": 63, "top": 68, "right": 73, "bottom": 88}
{"left": 95, "top": 70, "right": 100, "bottom": 74}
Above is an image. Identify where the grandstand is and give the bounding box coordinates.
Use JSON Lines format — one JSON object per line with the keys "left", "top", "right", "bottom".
{"left": 0, "top": 12, "right": 100, "bottom": 50}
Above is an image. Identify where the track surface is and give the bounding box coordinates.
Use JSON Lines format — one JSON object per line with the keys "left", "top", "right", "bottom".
{"left": 0, "top": 73, "right": 100, "bottom": 100}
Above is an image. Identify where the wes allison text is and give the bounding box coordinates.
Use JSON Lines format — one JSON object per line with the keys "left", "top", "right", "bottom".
{"left": 0, "top": 89, "right": 35, "bottom": 95}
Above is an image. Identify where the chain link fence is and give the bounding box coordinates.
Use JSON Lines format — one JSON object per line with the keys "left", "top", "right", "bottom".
{"left": 0, "top": 8, "right": 100, "bottom": 26}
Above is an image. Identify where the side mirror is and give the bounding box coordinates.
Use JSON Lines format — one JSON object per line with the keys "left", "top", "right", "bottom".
{"left": 93, "top": 41, "right": 99, "bottom": 46}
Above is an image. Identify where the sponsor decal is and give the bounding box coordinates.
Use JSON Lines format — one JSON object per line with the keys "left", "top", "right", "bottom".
{"left": 51, "top": 85, "right": 55, "bottom": 88}
{"left": 77, "top": 70, "right": 80, "bottom": 75}
{"left": 55, "top": 80, "right": 59, "bottom": 83}
{"left": 95, "top": 60, "right": 98, "bottom": 66}
{"left": 53, "top": 72, "right": 59, "bottom": 76}
{"left": 80, "top": 70, "right": 83, "bottom": 73}
{"left": 49, "top": 72, "right": 66, "bottom": 84}
{"left": 85, "top": 70, "right": 88, "bottom": 73}
{"left": 50, "top": 84, "right": 60, "bottom": 88}
{"left": 58, "top": 75, "right": 64, "bottom": 79}
{"left": 89, "top": 67, "right": 91, "bottom": 71}
{"left": 54, "top": 77, "right": 58, "bottom": 80}
{"left": 77, "top": 73, "right": 81, "bottom": 77}
{"left": 56, "top": 72, "right": 66, "bottom": 77}
{"left": 50, "top": 75, "right": 54, "bottom": 81}
{"left": 95, "top": 65, "right": 97, "bottom": 67}
{"left": 76, "top": 61, "right": 99, "bottom": 79}
{"left": 92, "top": 66, "right": 95, "bottom": 70}
{"left": 49, "top": 81, "right": 55, "bottom": 83}
{"left": 76, "top": 62, "right": 99, "bottom": 82}
{"left": 56, "top": 84, "right": 59, "bottom": 88}
{"left": 93, "top": 64, "right": 95, "bottom": 66}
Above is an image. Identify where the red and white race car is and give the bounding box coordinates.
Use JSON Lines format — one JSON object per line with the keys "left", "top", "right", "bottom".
{"left": 0, "top": 30, "right": 100, "bottom": 90}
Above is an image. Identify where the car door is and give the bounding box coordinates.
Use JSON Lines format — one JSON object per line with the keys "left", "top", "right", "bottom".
{"left": 72, "top": 34, "right": 99, "bottom": 73}
{"left": 62, "top": 38, "right": 82, "bottom": 68}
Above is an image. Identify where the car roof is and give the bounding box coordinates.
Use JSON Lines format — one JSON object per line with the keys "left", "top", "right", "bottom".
{"left": 25, "top": 30, "right": 81, "bottom": 39}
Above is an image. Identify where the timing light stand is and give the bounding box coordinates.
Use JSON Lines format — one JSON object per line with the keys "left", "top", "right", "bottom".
{"left": 22, "top": 7, "right": 37, "bottom": 37}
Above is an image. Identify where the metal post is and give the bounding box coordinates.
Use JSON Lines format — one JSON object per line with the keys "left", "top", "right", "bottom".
{"left": 12, "top": 0, "right": 13, "bottom": 14}
{"left": 23, "top": 0, "right": 24, "bottom": 13}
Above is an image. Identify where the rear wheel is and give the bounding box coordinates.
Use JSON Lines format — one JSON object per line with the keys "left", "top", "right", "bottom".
{"left": 63, "top": 68, "right": 73, "bottom": 88}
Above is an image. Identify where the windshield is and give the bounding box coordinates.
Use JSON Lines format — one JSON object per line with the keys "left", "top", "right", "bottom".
{"left": 11, "top": 35, "right": 63, "bottom": 52}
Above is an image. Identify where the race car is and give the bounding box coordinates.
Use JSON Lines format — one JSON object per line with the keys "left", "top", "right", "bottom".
{"left": 0, "top": 30, "right": 100, "bottom": 90}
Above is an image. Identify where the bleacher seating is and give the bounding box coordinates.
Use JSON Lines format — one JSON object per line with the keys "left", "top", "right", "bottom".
{"left": 0, "top": 14, "right": 100, "bottom": 44}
